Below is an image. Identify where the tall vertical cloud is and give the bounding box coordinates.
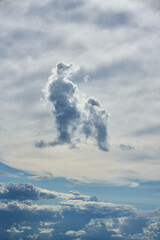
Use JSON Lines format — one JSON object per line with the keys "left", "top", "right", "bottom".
{"left": 36, "top": 62, "right": 109, "bottom": 151}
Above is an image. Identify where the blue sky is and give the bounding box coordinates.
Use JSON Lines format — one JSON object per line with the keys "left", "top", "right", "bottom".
{"left": 0, "top": 0, "right": 160, "bottom": 239}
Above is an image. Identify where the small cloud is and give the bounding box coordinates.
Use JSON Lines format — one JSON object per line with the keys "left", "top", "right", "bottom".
{"left": 28, "top": 172, "right": 55, "bottom": 180}
{"left": 65, "top": 229, "right": 86, "bottom": 237}
{"left": 34, "top": 140, "right": 47, "bottom": 148}
{"left": 38, "top": 227, "right": 54, "bottom": 234}
{"left": 129, "top": 182, "right": 139, "bottom": 188}
{"left": 119, "top": 144, "right": 135, "bottom": 151}
{"left": 7, "top": 227, "right": 24, "bottom": 233}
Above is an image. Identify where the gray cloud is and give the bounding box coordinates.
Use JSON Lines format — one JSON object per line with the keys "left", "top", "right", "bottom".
{"left": 35, "top": 62, "right": 109, "bottom": 151}
{"left": 95, "top": 10, "right": 132, "bottom": 29}
{"left": 140, "top": 0, "right": 160, "bottom": 11}
{"left": 28, "top": 0, "right": 86, "bottom": 24}
{"left": 69, "top": 191, "right": 100, "bottom": 202}
{"left": 28, "top": 0, "right": 133, "bottom": 29}
{"left": 53, "top": 0, "right": 84, "bottom": 11}
{"left": 119, "top": 144, "right": 135, "bottom": 151}
{"left": 0, "top": 183, "right": 57, "bottom": 201}
{"left": 89, "top": 59, "right": 145, "bottom": 81}
{"left": 34, "top": 140, "right": 47, "bottom": 148}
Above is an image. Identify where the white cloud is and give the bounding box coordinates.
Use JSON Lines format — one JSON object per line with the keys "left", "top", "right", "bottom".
{"left": 7, "top": 227, "right": 24, "bottom": 233}
{"left": 65, "top": 229, "right": 86, "bottom": 237}
{"left": 38, "top": 228, "right": 54, "bottom": 234}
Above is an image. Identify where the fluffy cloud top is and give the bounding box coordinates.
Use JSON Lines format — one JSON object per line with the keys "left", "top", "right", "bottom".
{"left": 0, "top": 183, "right": 100, "bottom": 202}
{"left": 35, "top": 62, "right": 109, "bottom": 151}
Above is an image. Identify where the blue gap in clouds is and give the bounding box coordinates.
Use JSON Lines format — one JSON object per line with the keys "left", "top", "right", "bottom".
{"left": 30, "top": 177, "right": 160, "bottom": 211}
{"left": 0, "top": 161, "right": 33, "bottom": 183}
{"left": 74, "top": 181, "right": 160, "bottom": 211}
{"left": 0, "top": 161, "right": 159, "bottom": 210}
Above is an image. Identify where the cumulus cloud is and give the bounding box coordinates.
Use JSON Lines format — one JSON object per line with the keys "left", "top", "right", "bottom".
{"left": 0, "top": 183, "right": 57, "bottom": 201}
{"left": 0, "top": 182, "right": 159, "bottom": 240}
{"left": 7, "top": 226, "right": 24, "bottom": 233}
{"left": 0, "top": 200, "right": 157, "bottom": 240}
{"left": 66, "top": 221, "right": 123, "bottom": 240}
{"left": 68, "top": 190, "right": 100, "bottom": 202}
{"left": 35, "top": 62, "right": 109, "bottom": 151}
{"left": 0, "top": 183, "right": 100, "bottom": 202}
{"left": 60, "top": 199, "right": 136, "bottom": 219}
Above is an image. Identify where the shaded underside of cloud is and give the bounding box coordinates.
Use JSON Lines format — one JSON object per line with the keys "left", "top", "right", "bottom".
{"left": 0, "top": 183, "right": 57, "bottom": 200}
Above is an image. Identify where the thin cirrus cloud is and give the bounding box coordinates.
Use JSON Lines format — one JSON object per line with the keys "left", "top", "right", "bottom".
{"left": 35, "top": 62, "right": 109, "bottom": 151}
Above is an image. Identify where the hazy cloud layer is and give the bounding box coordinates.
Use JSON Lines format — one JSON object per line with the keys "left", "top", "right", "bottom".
{"left": 35, "top": 62, "right": 109, "bottom": 151}
{"left": 134, "top": 124, "right": 160, "bottom": 136}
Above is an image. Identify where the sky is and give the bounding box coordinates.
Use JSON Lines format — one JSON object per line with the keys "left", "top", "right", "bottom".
{"left": 0, "top": 0, "right": 160, "bottom": 239}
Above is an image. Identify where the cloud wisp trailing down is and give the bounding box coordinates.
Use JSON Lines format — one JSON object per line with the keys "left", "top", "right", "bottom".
{"left": 35, "top": 62, "right": 109, "bottom": 151}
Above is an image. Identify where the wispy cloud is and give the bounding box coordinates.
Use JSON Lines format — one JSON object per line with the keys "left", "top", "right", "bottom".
{"left": 134, "top": 124, "right": 160, "bottom": 136}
